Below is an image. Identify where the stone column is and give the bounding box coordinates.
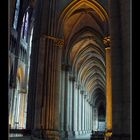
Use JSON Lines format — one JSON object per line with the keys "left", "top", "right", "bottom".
{"left": 78, "top": 88, "right": 82, "bottom": 135}
{"left": 89, "top": 104, "right": 92, "bottom": 131}
{"left": 84, "top": 96, "right": 87, "bottom": 133}
{"left": 76, "top": 85, "right": 80, "bottom": 135}
{"left": 85, "top": 99, "right": 88, "bottom": 133}
{"left": 105, "top": 46, "right": 112, "bottom": 131}
{"left": 81, "top": 90, "right": 84, "bottom": 134}
{"left": 108, "top": 0, "right": 130, "bottom": 140}
{"left": 89, "top": 104, "right": 91, "bottom": 132}
{"left": 60, "top": 64, "right": 66, "bottom": 138}
{"left": 31, "top": 34, "right": 63, "bottom": 140}
{"left": 87, "top": 96, "right": 90, "bottom": 133}
{"left": 74, "top": 82, "right": 78, "bottom": 135}
{"left": 71, "top": 76, "right": 76, "bottom": 136}
{"left": 68, "top": 74, "right": 74, "bottom": 137}
{"left": 91, "top": 106, "right": 93, "bottom": 130}
{"left": 63, "top": 64, "right": 71, "bottom": 138}
{"left": 83, "top": 93, "right": 86, "bottom": 134}
{"left": 93, "top": 107, "right": 98, "bottom": 131}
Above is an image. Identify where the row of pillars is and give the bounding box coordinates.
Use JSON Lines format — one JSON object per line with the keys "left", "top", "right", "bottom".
{"left": 60, "top": 64, "right": 99, "bottom": 138}
{"left": 27, "top": 35, "right": 112, "bottom": 140}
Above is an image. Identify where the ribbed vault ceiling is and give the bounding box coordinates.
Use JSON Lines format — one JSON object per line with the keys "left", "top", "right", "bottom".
{"left": 62, "top": 0, "right": 108, "bottom": 106}
{"left": 70, "top": 38, "right": 106, "bottom": 99}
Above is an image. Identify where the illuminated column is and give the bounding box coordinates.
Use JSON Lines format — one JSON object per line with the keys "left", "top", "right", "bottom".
{"left": 83, "top": 92, "right": 86, "bottom": 133}
{"left": 74, "top": 82, "right": 78, "bottom": 134}
{"left": 77, "top": 85, "right": 80, "bottom": 134}
{"left": 104, "top": 36, "right": 112, "bottom": 136}
{"left": 85, "top": 98, "right": 88, "bottom": 133}
{"left": 81, "top": 90, "right": 84, "bottom": 134}
{"left": 63, "top": 64, "right": 71, "bottom": 136}
{"left": 78, "top": 88, "right": 82, "bottom": 134}
{"left": 92, "top": 107, "right": 96, "bottom": 131}
{"left": 91, "top": 105, "right": 93, "bottom": 130}
{"left": 90, "top": 104, "right": 92, "bottom": 131}
{"left": 93, "top": 107, "right": 98, "bottom": 131}
{"left": 85, "top": 98, "right": 87, "bottom": 133}
{"left": 68, "top": 74, "right": 74, "bottom": 137}
{"left": 71, "top": 76, "right": 76, "bottom": 136}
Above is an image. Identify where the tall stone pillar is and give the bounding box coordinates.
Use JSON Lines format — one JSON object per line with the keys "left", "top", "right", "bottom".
{"left": 31, "top": 34, "right": 63, "bottom": 140}
{"left": 91, "top": 106, "right": 93, "bottom": 130}
{"left": 83, "top": 93, "right": 86, "bottom": 134}
{"left": 71, "top": 76, "right": 76, "bottom": 136}
{"left": 84, "top": 97, "right": 87, "bottom": 133}
{"left": 63, "top": 64, "right": 71, "bottom": 138}
{"left": 78, "top": 88, "right": 82, "bottom": 135}
{"left": 85, "top": 99, "right": 88, "bottom": 133}
{"left": 76, "top": 85, "right": 80, "bottom": 135}
{"left": 81, "top": 90, "right": 84, "bottom": 134}
{"left": 104, "top": 36, "right": 112, "bottom": 138}
{"left": 74, "top": 82, "right": 78, "bottom": 135}
{"left": 93, "top": 107, "right": 98, "bottom": 131}
{"left": 108, "top": 0, "right": 130, "bottom": 140}
{"left": 60, "top": 64, "right": 66, "bottom": 138}
{"left": 68, "top": 74, "right": 74, "bottom": 137}
{"left": 89, "top": 104, "right": 92, "bottom": 131}
{"left": 105, "top": 47, "right": 112, "bottom": 130}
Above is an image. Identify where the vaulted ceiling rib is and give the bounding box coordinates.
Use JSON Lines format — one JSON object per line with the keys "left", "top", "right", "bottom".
{"left": 62, "top": 0, "right": 108, "bottom": 106}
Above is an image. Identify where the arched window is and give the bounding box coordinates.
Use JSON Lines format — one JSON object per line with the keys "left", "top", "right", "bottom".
{"left": 13, "top": 0, "right": 21, "bottom": 30}
{"left": 21, "top": 12, "right": 29, "bottom": 42}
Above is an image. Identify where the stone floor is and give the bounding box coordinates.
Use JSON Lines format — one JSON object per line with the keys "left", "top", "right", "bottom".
{"left": 9, "top": 133, "right": 91, "bottom": 140}
{"left": 73, "top": 133, "right": 91, "bottom": 140}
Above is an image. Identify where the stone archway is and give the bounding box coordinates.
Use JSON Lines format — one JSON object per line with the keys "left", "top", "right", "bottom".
{"left": 58, "top": 0, "right": 110, "bottom": 139}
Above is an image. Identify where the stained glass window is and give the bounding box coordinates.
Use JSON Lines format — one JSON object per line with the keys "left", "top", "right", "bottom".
{"left": 21, "top": 12, "right": 29, "bottom": 42}
{"left": 13, "top": 0, "right": 20, "bottom": 30}
{"left": 24, "top": 12, "right": 29, "bottom": 41}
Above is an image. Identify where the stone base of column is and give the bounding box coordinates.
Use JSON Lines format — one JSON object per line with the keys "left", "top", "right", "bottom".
{"left": 74, "top": 130, "right": 87, "bottom": 135}
{"left": 71, "top": 130, "right": 76, "bottom": 136}
{"left": 74, "top": 130, "right": 79, "bottom": 136}
{"left": 60, "top": 130, "right": 75, "bottom": 139}
{"left": 80, "top": 130, "right": 85, "bottom": 135}
{"left": 67, "top": 130, "right": 75, "bottom": 138}
{"left": 111, "top": 134, "right": 130, "bottom": 140}
{"left": 60, "top": 130, "right": 68, "bottom": 138}
{"left": 45, "top": 130, "right": 60, "bottom": 140}
{"left": 78, "top": 131, "right": 83, "bottom": 135}
{"left": 31, "top": 129, "right": 60, "bottom": 140}
{"left": 82, "top": 130, "right": 86, "bottom": 134}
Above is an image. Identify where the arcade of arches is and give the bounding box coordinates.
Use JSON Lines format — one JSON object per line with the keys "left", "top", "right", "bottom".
{"left": 9, "top": 0, "right": 131, "bottom": 140}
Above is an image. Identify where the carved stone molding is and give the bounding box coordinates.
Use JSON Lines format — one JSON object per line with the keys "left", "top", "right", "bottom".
{"left": 103, "top": 36, "right": 111, "bottom": 48}
{"left": 47, "top": 35, "right": 64, "bottom": 47}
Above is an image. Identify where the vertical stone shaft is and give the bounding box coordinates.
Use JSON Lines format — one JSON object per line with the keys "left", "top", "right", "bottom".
{"left": 105, "top": 47, "right": 112, "bottom": 131}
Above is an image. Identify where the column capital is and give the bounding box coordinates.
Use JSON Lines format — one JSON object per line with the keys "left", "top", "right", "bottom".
{"left": 103, "top": 36, "right": 111, "bottom": 48}
{"left": 41, "top": 34, "right": 64, "bottom": 47}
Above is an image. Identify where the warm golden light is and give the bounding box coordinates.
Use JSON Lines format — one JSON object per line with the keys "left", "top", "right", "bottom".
{"left": 105, "top": 131, "right": 112, "bottom": 137}
{"left": 105, "top": 47, "right": 112, "bottom": 130}
{"left": 60, "top": 0, "right": 109, "bottom": 23}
